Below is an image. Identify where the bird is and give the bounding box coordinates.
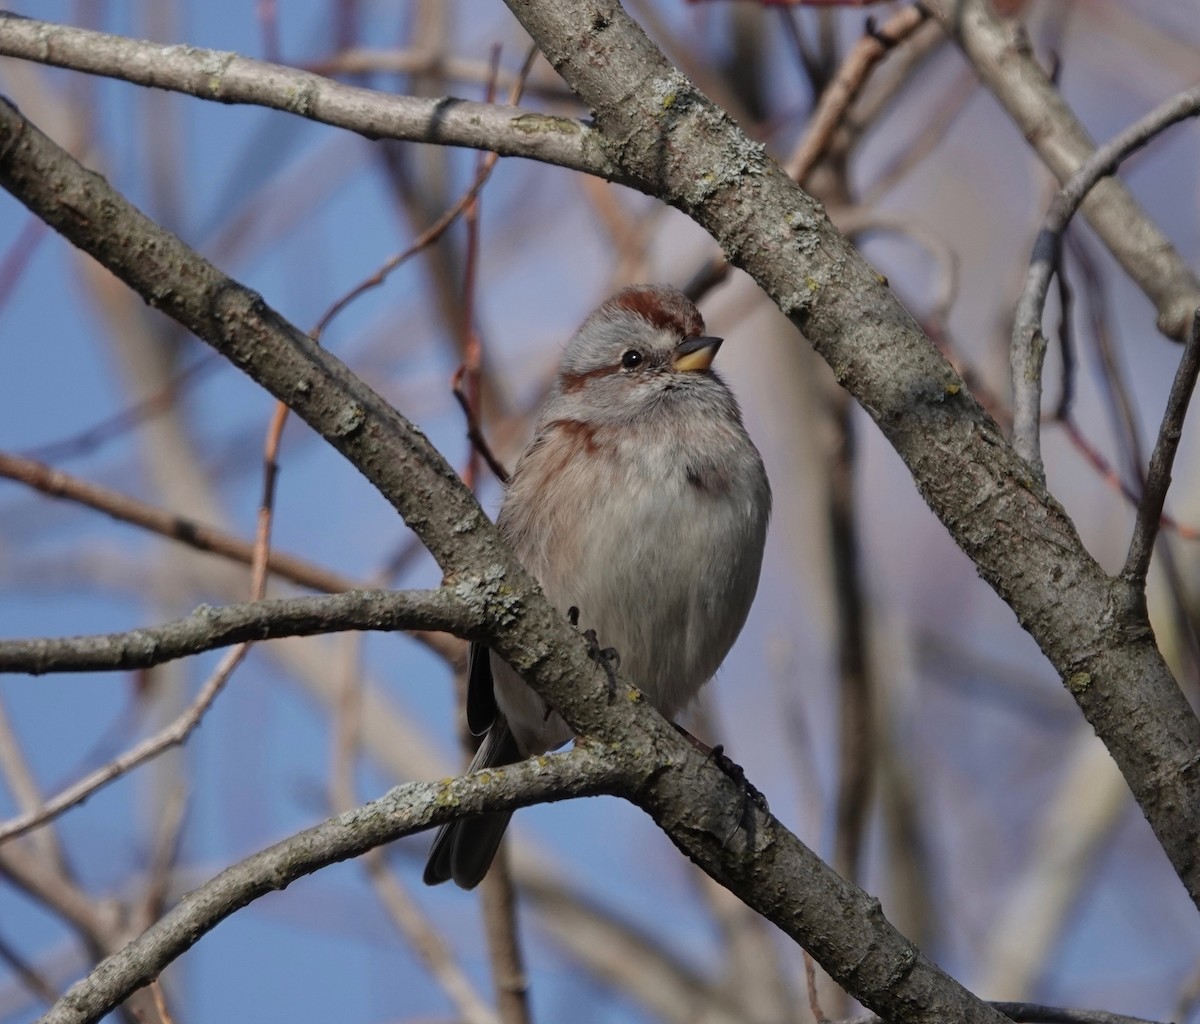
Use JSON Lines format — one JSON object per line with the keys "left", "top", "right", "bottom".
{"left": 424, "top": 284, "right": 771, "bottom": 888}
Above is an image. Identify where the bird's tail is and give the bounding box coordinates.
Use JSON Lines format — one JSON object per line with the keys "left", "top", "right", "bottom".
{"left": 422, "top": 720, "right": 522, "bottom": 889}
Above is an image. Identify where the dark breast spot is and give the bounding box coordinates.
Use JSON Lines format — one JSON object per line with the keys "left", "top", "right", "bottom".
{"left": 546, "top": 418, "right": 602, "bottom": 455}
{"left": 685, "top": 463, "right": 731, "bottom": 496}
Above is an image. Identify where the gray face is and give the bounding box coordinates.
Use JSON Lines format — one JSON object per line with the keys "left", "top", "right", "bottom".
{"left": 550, "top": 287, "right": 737, "bottom": 427}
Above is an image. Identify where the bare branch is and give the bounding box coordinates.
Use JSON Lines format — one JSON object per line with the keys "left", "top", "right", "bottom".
{"left": 0, "top": 588, "right": 473, "bottom": 675}
{"left": 0, "top": 451, "right": 358, "bottom": 595}
{"left": 35, "top": 747, "right": 630, "bottom": 1024}
{"left": 0, "top": 645, "right": 243, "bottom": 844}
{"left": 925, "top": 0, "right": 1200, "bottom": 340}
{"left": 1122, "top": 313, "right": 1200, "bottom": 589}
{"left": 1010, "top": 85, "right": 1200, "bottom": 473}
{"left": 0, "top": 13, "right": 616, "bottom": 181}
{"left": 785, "top": 4, "right": 931, "bottom": 183}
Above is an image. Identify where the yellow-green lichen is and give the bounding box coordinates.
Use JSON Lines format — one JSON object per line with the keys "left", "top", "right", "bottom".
{"left": 511, "top": 114, "right": 581, "bottom": 135}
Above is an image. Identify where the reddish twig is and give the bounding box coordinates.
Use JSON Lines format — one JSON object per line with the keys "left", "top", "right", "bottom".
{"left": 804, "top": 950, "right": 828, "bottom": 1024}
{"left": 687, "top": 4, "right": 929, "bottom": 304}
{"left": 0, "top": 451, "right": 356, "bottom": 593}
{"left": 785, "top": 4, "right": 930, "bottom": 183}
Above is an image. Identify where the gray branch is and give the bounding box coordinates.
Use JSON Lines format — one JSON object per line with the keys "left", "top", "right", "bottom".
{"left": 1011, "top": 85, "right": 1200, "bottom": 473}
{"left": 0, "top": 588, "right": 477, "bottom": 675}
{"left": 844, "top": 1005, "right": 1168, "bottom": 1024}
{"left": 41, "top": 747, "right": 631, "bottom": 1024}
{"left": 1122, "top": 316, "right": 1200, "bottom": 588}
{"left": 0, "top": 12, "right": 618, "bottom": 182}
{"left": 926, "top": 0, "right": 1200, "bottom": 341}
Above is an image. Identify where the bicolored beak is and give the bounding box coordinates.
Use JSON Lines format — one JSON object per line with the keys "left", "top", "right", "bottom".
{"left": 672, "top": 335, "right": 723, "bottom": 372}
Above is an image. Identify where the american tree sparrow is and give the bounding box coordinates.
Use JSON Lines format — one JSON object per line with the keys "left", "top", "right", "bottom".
{"left": 424, "top": 284, "right": 771, "bottom": 888}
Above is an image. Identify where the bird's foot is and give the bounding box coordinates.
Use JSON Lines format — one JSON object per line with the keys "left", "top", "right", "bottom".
{"left": 567, "top": 607, "right": 620, "bottom": 702}
{"left": 674, "top": 726, "right": 768, "bottom": 845}
{"left": 582, "top": 628, "right": 621, "bottom": 701}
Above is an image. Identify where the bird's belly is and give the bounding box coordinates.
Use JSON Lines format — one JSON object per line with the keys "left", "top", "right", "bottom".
{"left": 540, "top": 470, "right": 758, "bottom": 718}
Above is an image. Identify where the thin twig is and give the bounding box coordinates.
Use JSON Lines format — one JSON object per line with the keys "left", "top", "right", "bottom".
{"left": 0, "top": 645, "right": 243, "bottom": 844}
{"left": 686, "top": 4, "right": 930, "bottom": 304}
{"left": 785, "top": 4, "right": 930, "bottom": 183}
{"left": 0, "top": 929, "right": 58, "bottom": 1007}
{"left": 481, "top": 844, "right": 531, "bottom": 1024}
{"left": 365, "top": 852, "right": 500, "bottom": 1024}
{"left": 804, "top": 950, "right": 827, "bottom": 1024}
{"left": 326, "top": 632, "right": 498, "bottom": 1024}
{"left": 451, "top": 377, "right": 511, "bottom": 485}
{"left": 1122, "top": 312, "right": 1200, "bottom": 589}
{"left": 0, "top": 215, "right": 47, "bottom": 313}
{"left": 148, "top": 980, "right": 174, "bottom": 1024}
{"left": 138, "top": 781, "right": 189, "bottom": 930}
{"left": 0, "top": 698, "right": 70, "bottom": 872}
{"left": 449, "top": 46, "right": 537, "bottom": 487}
{"left": 456, "top": 47, "right": 499, "bottom": 493}
{"left": 827, "top": 389, "right": 873, "bottom": 886}
{"left": 1010, "top": 85, "right": 1200, "bottom": 475}
{"left": 20, "top": 357, "right": 220, "bottom": 464}
{"left": 0, "top": 452, "right": 355, "bottom": 594}
{"left": 1057, "top": 417, "right": 1200, "bottom": 542}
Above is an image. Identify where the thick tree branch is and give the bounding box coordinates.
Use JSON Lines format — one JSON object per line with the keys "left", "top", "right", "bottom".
{"left": 0, "top": 93, "right": 1008, "bottom": 1024}
{"left": 496, "top": 0, "right": 1200, "bottom": 916}
{"left": 0, "top": 12, "right": 616, "bottom": 181}
{"left": 923, "top": 0, "right": 1200, "bottom": 341}
{"left": 844, "top": 1005, "right": 1168, "bottom": 1024}
{"left": 0, "top": 588, "right": 475, "bottom": 675}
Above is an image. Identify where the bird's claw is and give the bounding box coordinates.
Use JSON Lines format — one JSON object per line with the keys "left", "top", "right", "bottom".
{"left": 707, "top": 744, "right": 769, "bottom": 846}
{"left": 581, "top": 628, "right": 621, "bottom": 702}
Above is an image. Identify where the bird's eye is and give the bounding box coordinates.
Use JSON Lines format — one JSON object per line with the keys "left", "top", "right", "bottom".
{"left": 621, "top": 350, "right": 643, "bottom": 369}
